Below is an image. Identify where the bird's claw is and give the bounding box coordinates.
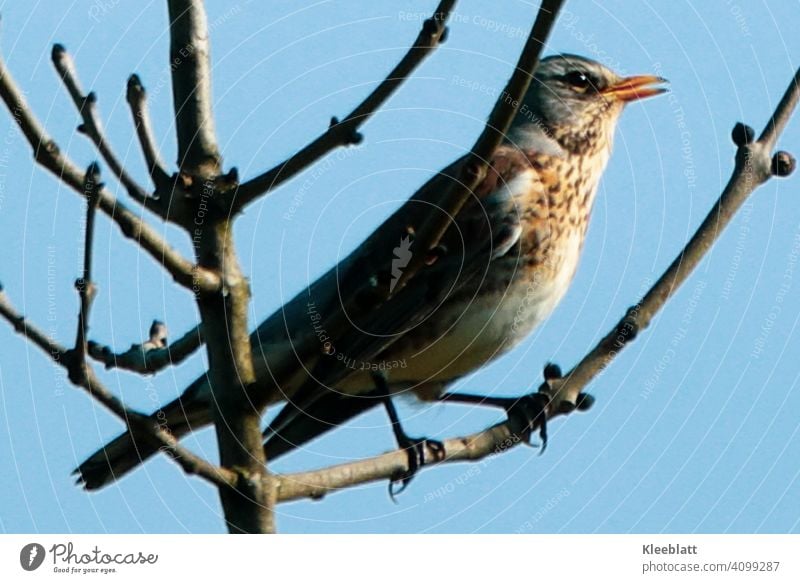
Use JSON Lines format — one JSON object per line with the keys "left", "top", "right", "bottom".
{"left": 389, "top": 437, "right": 445, "bottom": 500}
{"left": 505, "top": 392, "right": 550, "bottom": 453}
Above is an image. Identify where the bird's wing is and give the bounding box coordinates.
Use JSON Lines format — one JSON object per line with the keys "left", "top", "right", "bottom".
{"left": 263, "top": 145, "right": 545, "bottom": 457}
{"left": 248, "top": 151, "right": 522, "bottom": 398}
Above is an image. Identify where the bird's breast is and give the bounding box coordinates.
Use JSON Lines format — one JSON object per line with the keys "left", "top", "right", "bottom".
{"left": 378, "top": 224, "right": 586, "bottom": 387}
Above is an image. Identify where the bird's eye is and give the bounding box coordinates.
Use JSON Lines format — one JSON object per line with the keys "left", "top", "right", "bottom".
{"left": 563, "top": 71, "right": 595, "bottom": 92}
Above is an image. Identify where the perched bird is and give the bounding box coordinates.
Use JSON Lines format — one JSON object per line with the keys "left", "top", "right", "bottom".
{"left": 75, "top": 54, "right": 666, "bottom": 491}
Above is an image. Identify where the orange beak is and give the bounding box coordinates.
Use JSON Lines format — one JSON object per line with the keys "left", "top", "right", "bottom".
{"left": 602, "top": 74, "right": 668, "bottom": 103}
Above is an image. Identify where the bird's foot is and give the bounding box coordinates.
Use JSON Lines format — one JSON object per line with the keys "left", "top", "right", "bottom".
{"left": 438, "top": 363, "right": 596, "bottom": 455}
{"left": 503, "top": 387, "right": 595, "bottom": 451}
{"left": 389, "top": 436, "right": 445, "bottom": 499}
{"left": 438, "top": 390, "right": 551, "bottom": 451}
{"left": 495, "top": 392, "right": 552, "bottom": 452}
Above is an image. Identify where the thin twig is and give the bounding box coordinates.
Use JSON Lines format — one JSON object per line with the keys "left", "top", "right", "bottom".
{"left": 0, "top": 289, "right": 235, "bottom": 490}
{"left": 126, "top": 74, "right": 171, "bottom": 188}
{"left": 51, "top": 44, "right": 163, "bottom": 216}
{"left": 88, "top": 321, "right": 204, "bottom": 374}
{"left": 0, "top": 286, "right": 68, "bottom": 360}
{"left": 72, "top": 163, "right": 102, "bottom": 370}
{"left": 0, "top": 53, "right": 221, "bottom": 294}
{"left": 551, "top": 67, "right": 800, "bottom": 408}
{"left": 234, "top": 0, "right": 457, "bottom": 209}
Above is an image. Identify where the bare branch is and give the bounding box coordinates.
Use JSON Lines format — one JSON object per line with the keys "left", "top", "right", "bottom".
{"left": 126, "top": 74, "right": 171, "bottom": 188}
{"left": 545, "top": 68, "right": 800, "bottom": 408}
{"left": 0, "top": 288, "right": 68, "bottom": 361}
{"left": 50, "top": 44, "right": 164, "bottom": 216}
{"left": 163, "top": 0, "right": 274, "bottom": 533}
{"left": 0, "top": 53, "right": 221, "bottom": 294}
{"left": 72, "top": 163, "right": 102, "bottom": 371}
{"left": 758, "top": 68, "right": 800, "bottom": 150}
{"left": 88, "top": 321, "right": 203, "bottom": 374}
{"left": 196, "top": 221, "right": 272, "bottom": 532}
{"left": 167, "top": 0, "right": 221, "bottom": 177}
{"left": 0, "top": 288, "right": 235, "bottom": 490}
{"left": 234, "top": 0, "right": 457, "bottom": 208}
{"left": 275, "top": 422, "right": 523, "bottom": 503}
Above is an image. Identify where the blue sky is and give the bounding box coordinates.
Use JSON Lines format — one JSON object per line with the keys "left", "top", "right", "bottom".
{"left": 0, "top": 1, "right": 798, "bottom": 533}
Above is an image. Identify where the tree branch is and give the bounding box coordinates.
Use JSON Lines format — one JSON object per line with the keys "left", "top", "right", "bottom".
{"left": 758, "top": 68, "right": 800, "bottom": 150}
{"left": 195, "top": 220, "right": 273, "bottom": 532}
{"left": 234, "top": 0, "right": 457, "bottom": 209}
{"left": 0, "top": 53, "right": 221, "bottom": 294}
{"left": 167, "top": 0, "right": 274, "bottom": 533}
{"left": 275, "top": 422, "right": 523, "bottom": 503}
{"left": 50, "top": 44, "right": 161, "bottom": 215}
{"left": 167, "top": 0, "right": 221, "bottom": 177}
{"left": 0, "top": 288, "right": 235, "bottom": 490}
{"left": 550, "top": 67, "right": 800, "bottom": 409}
{"left": 126, "top": 74, "right": 171, "bottom": 188}
{"left": 72, "top": 163, "right": 102, "bottom": 373}
{"left": 88, "top": 321, "right": 203, "bottom": 374}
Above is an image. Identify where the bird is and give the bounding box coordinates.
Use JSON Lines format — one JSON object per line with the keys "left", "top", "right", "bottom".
{"left": 75, "top": 54, "right": 666, "bottom": 491}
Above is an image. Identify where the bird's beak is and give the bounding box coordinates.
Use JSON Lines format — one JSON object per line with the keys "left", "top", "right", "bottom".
{"left": 602, "top": 75, "right": 668, "bottom": 102}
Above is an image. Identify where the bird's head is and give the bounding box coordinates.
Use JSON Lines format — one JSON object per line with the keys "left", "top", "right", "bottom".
{"left": 513, "top": 54, "right": 667, "bottom": 156}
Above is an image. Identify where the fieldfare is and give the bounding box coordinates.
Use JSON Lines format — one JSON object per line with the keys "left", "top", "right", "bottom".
{"left": 76, "top": 54, "right": 666, "bottom": 491}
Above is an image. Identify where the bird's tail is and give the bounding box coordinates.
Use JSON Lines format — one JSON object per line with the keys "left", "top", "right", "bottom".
{"left": 74, "top": 378, "right": 211, "bottom": 490}
{"left": 264, "top": 389, "right": 383, "bottom": 460}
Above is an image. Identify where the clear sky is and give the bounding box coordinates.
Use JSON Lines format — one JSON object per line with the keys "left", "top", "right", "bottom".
{"left": 0, "top": 0, "right": 798, "bottom": 534}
